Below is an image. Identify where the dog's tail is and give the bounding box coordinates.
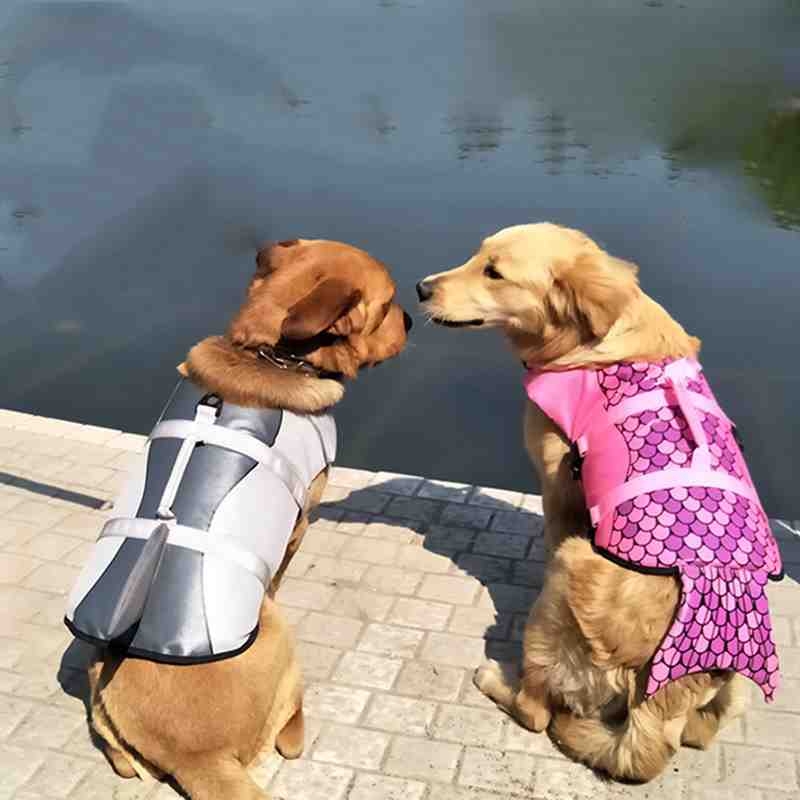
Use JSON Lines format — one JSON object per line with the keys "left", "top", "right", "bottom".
{"left": 173, "top": 757, "right": 269, "bottom": 800}
{"left": 550, "top": 702, "right": 676, "bottom": 783}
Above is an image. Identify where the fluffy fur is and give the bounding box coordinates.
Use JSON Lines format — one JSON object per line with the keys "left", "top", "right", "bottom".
{"left": 419, "top": 222, "right": 746, "bottom": 782}
{"left": 87, "top": 238, "right": 409, "bottom": 798}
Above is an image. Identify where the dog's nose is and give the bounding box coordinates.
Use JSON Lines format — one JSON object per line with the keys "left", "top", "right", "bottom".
{"left": 403, "top": 311, "right": 414, "bottom": 333}
{"left": 416, "top": 280, "right": 434, "bottom": 302}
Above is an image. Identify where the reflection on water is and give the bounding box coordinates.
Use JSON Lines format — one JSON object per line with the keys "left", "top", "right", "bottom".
{"left": 0, "top": 0, "right": 798, "bottom": 516}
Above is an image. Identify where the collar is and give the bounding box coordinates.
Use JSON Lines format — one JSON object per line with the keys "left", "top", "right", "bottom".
{"left": 256, "top": 344, "right": 343, "bottom": 382}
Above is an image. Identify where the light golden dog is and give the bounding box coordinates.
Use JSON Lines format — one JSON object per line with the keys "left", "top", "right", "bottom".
{"left": 417, "top": 223, "right": 748, "bottom": 782}
{"left": 86, "top": 239, "right": 410, "bottom": 799}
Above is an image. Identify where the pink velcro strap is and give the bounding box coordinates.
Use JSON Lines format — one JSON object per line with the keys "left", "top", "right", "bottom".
{"left": 589, "top": 468, "right": 761, "bottom": 526}
{"left": 606, "top": 388, "right": 731, "bottom": 428}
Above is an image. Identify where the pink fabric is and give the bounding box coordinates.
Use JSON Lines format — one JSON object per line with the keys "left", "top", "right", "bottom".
{"left": 524, "top": 359, "right": 782, "bottom": 701}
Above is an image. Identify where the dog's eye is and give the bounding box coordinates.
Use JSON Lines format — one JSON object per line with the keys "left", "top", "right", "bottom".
{"left": 484, "top": 264, "right": 503, "bottom": 280}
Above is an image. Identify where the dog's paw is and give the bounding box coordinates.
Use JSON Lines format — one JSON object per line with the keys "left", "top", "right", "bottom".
{"left": 474, "top": 660, "right": 504, "bottom": 695}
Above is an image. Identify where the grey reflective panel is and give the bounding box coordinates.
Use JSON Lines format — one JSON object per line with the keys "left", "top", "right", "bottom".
{"left": 71, "top": 537, "right": 148, "bottom": 642}
{"left": 171, "top": 447, "right": 255, "bottom": 530}
{"left": 130, "top": 545, "right": 212, "bottom": 658}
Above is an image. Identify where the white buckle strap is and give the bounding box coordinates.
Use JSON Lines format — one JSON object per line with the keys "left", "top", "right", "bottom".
{"left": 149, "top": 417, "right": 308, "bottom": 509}
{"left": 99, "top": 518, "right": 271, "bottom": 586}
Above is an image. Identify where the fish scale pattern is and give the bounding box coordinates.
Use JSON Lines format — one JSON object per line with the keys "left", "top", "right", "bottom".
{"left": 594, "top": 362, "right": 782, "bottom": 700}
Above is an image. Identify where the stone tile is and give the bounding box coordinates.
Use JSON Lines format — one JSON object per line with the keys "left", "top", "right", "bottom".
{"left": 326, "top": 588, "right": 394, "bottom": 622}
{"left": 433, "top": 704, "right": 507, "bottom": 747}
{"left": 394, "top": 661, "right": 465, "bottom": 702}
{"left": 0, "top": 696, "right": 34, "bottom": 738}
{"left": 364, "top": 694, "right": 437, "bottom": 735}
{"left": 0, "top": 744, "right": 46, "bottom": 795}
{"left": 385, "top": 496, "right": 442, "bottom": 523}
{"left": 396, "top": 545, "right": 453, "bottom": 573}
{"left": 453, "top": 554, "right": 511, "bottom": 584}
{"left": 448, "top": 607, "right": 511, "bottom": 640}
{"left": 49, "top": 511, "right": 107, "bottom": 541}
{"left": 4, "top": 501, "right": 73, "bottom": 528}
{"left": 532, "top": 759, "right": 608, "bottom": 799}
{"left": 772, "top": 616, "right": 793, "bottom": 647}
{"left": 348, "top": 773, "right": 427, "bottom": 800}
{"left": 0, "top": 670, "right": 23, "bottom": 693}
{"left": 338, "top": 490, "right": 391, "bottom": 515}
{"left": 271, "top": 759, "right": 353, "bottom": 800}
{"left": 745, "top": 710, "right": 800, "bottom": 750}
{"left": 295, "top": 641, "right": 342, "bottom": 681}
{"left": 335, "top": 513, "right": 373, "bottom": 536}
{"left": 473, "top": 532, "right": 530, "bottom": 559}
{"left": 388, "top": 598, "right": 453, "bottom": 631}
{"left": 720, "top": 743, "right": 797, "bottom": 789}
{"left": 362, "top": 565, "right": 423, "bottom": 596}
{"left": 276, "top": 578, "right": 338, "bottom": 611}
{"left": 686, "top": 788, "right": 762, "bottom": 800}
{"left": 417, "top": 574, "right": 481, "bottom": 606}
{"left": 503, "top": 721, "right": 564, "bottom": 757}
{"left": 0, "top": 637, "right": 28, "bottom": 669}
{"left": 299, "top": 529, "right": 351, "bottom": 557}
{"left": 384, "top": 735, "right": 462, "bottom": 783}
{"left": 418, "top": 480, "right": 472, "bottom": 503}
{"left": 0, "top": 519, "right": 42, "bottom": 549}
{"left": 304, "top": 684, "right": 371, "bottom": 724}
{"left": 311, "top": 722, "right": 390, "bottom": 769}
{"left": 512, "top": 560, "right": 546, "bottom": 587}
{"left": 776, "top": 646, "right": 800, "bottom": 679}
{"left": 340, "top": 537, "right": 400, "bottom": 565}
{"left": 424, "top": 526, "right": 476, "bottom": 555}
{"left": 0, "top": 586, "right": 54, "bottom": 623}
{"left": 13, "top": 705, "right": 83, "bottom": 748}
{"left": 0, "top": 553, "right": 42, "bottom": 583}
{"left": 420, "top": 633, "right": 486, "bottom": 669}
{"left": 280, "top": 606, "right": 307, "bottom": 626}
{"left": 285, "top": 551, "right": 317, "bottom": 578}
{"left": 479, "top": 584, "right": 538, "bottom": 613}
{"left": 457, "top": 746, "right": 536, "bottom": 796}
{"left": 23, "top": 562, "right": 81, "bottom": 595}
{"left": 362, "top": 519, "right": 425, "bottom": 545}
{"left": 521, "top": 495, "right": 544, "bottom": 515}
{"left": 22, "top": 751, "right": 94, "bottom": 798}
{"left": 440, "top": 505, "right": 493, "bottom": 530}
{"left": 61, "top": 541, "right": 96, "bottom": 569}
{"left": 370, "top": 472, "right": 424, "bottom": 496}
{"left": 769, "top": 677, "right": 800, "bottom": 712}
{"left": 328, "top": 466, "right": 375, "bottom": 489}
{"left": 358, "top": 623, "right": 424, "bottom": 658}
{"left": 490, "top": 511, "right": 544, "bottom": 536}
{"left": 297, "top": 613, "right": 364, "bottom": 648}
{"left": 468, "top": 487, "right": 524, "bottom": 509}
{"left": 332, "top": 651, "right": 402, "bottom": 690}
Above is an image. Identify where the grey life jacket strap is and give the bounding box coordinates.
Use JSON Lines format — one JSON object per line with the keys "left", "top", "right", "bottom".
{"left": 149, "top": 408, "right": 308, "bottom": 511}
{"left": 99, "top": 518, "right": 272, "bottom": 586}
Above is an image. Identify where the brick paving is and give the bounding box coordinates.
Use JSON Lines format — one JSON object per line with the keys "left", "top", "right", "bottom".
{"left": 0, "top": 408, "right": 799, "bottom": 799}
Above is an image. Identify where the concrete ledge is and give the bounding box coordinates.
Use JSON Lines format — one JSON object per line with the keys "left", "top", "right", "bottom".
{"left": 1, "top": 411, "right": 798, "bottom": 799}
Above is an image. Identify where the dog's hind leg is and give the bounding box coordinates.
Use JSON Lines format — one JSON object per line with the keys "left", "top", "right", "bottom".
{"left": 276, "top": 705, "right": 305, "bottom": 760}
{"left": 174, "top": 757, "right": 268, "bottom": 800}
{"left": 682, "top": 673, "right": 749, "bottom": 750}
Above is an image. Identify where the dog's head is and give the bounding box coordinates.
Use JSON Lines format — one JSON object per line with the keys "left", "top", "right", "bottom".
{"left": 416, "top": 223, "right": 640, "bottom": 365}
{"left": 228, "top": 239, "right": 411, "bottom": 378}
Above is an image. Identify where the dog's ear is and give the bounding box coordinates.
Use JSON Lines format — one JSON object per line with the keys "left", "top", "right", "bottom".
{"left": 552, "top": 251, "right": 639, "bottom": 339}
{"left": 281, "top": 279, "right": 363, "bottom": 341}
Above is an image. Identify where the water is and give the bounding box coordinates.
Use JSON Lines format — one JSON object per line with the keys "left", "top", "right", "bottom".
{"left": 0, "top": 0, "right": 798, "bottom": 516}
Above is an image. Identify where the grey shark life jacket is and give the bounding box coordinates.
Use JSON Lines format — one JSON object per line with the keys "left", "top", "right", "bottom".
{"left": 64, "top": 379, "right": 336, "bottom": 664}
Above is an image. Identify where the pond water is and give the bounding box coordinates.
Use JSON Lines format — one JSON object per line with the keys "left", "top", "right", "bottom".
{"left": 1, "top": 0, "right": 798, "bottom": 516}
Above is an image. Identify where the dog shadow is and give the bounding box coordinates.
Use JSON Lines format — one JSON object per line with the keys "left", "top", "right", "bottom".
{"left": 311, "top": 477, "right": 547, "bottom": 667}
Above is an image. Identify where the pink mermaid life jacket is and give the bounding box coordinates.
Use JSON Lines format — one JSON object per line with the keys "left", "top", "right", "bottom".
{"left": 524, "top": 358, "right": 783, "bottom": 701}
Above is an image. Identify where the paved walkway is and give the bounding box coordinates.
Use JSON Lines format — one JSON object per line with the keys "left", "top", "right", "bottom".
{"left": 0, "top": 409, "right": 798, "bottom": 800}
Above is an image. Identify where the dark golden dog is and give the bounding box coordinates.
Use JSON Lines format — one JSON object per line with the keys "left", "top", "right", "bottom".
{"left": 87, "top": 239, "right": 410, "bottom": 799}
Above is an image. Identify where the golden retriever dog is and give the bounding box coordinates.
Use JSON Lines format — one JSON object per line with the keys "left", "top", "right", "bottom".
{"left": 417, "top": 223, "right": 757, "bottom": 782}
{"left": 80, "top": 238, "right": 410, "bottom": 799}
